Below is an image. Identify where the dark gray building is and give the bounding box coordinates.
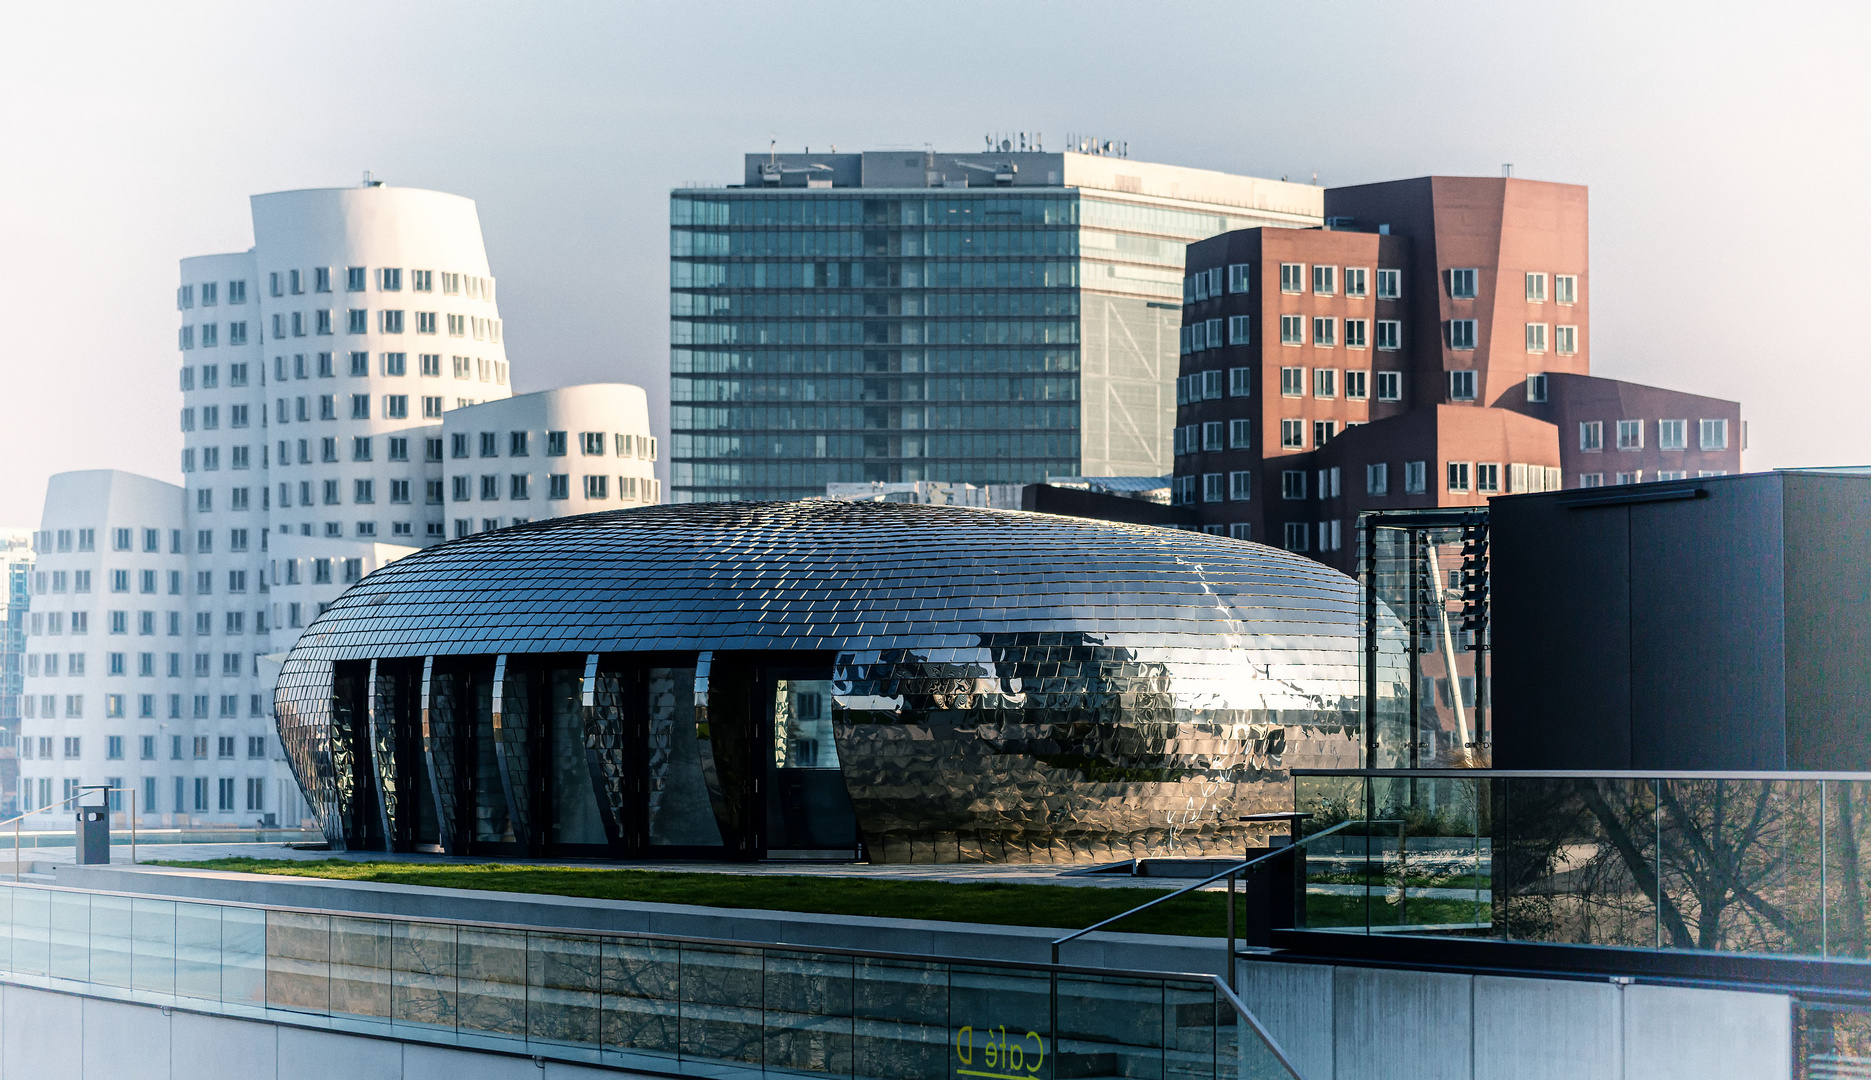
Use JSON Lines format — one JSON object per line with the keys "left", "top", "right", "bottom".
{"left": 1490, "top": 469, "right": 1871, "bottom": 770}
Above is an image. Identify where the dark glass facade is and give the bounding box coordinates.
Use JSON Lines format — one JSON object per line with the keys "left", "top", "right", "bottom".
{"left": 276, "top": 501, "right": 1363, "bottom": 862}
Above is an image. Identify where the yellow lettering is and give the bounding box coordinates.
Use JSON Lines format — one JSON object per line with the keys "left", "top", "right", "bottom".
{"left": 1025, "top": 1032, "right": 1045, "bottom": 1073}
{"left": 956, "top": 1026, "right": 973, "bottom": 1065}
{"left": 985, "top": 1040, "right": 996, "bottom": 1068}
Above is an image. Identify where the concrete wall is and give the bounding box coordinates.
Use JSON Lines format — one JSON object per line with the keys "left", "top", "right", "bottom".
{"left": 0, "top": 983, "right": 625, "bottom": 1079}
{"left": 1237, "top": 958, "right": 1792, "bottom": 1080}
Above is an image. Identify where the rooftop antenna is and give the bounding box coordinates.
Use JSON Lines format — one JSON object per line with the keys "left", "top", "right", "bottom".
{"left": 1502, "top": 163, "right": 1514, "bottom": 178}
{"left": 769, "top": 137, "right": 777, "bottom": 165}
{"left": 361, "top": 170, "right": 382, "bottom": 188}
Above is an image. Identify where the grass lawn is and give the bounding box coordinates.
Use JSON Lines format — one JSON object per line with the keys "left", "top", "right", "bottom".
{"left": 154, "top": 858, "right": 1275, "bottom": 939}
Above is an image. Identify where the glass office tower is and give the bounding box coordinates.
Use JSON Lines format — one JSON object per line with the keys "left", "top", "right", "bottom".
{"left": 670, "top": 150, "right": 1322, "bottom": 502}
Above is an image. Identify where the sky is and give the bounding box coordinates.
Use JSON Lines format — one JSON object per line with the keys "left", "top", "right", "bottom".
{"left": 0, "top": 1, "right": 1867, "bottom": 524}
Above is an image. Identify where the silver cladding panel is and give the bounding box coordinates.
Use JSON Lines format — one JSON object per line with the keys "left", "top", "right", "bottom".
{"left": 277, "top": 500, "right": 1363, "bottom": 862}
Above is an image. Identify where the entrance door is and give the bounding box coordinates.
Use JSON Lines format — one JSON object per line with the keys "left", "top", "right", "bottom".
{"left": 763, "top": 665, "right": 860, "bottom": 858}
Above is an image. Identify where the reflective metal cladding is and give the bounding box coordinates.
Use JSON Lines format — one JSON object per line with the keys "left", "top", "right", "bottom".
{"left": 276, "top": 501, "right": 1363, "bottom": 863}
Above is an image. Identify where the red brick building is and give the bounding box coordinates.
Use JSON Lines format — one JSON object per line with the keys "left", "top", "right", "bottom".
{"left": 1171, "top": 175, "right": 1742, "bottom": 571}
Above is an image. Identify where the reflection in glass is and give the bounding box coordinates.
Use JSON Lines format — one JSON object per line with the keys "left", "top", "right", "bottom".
{"left": 647, "top": 667, "right": 722, "bottom": 847}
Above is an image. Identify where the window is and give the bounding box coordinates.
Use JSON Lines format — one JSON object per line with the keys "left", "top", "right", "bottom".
{"left": 1555, "top": 275, "right": 1577, "bottom": 304}
{"left": 1616, "top": 471, "right": 1643, "bottom": 485}
{"left": 1449, "top": 268, "right": 1477, "bottom": 299}
{"left": 1448, "top": 320, "right": 1477, "bottom": 350}
{"left": 1448, "top": 370, "right": 1476, "bottom": 401}
{"left": 1228, "top": 418, "right": 1251, "bottom": 449}
{"left": 1200, "top": 421, "right": 1223, "bottom": 452}
{"left": 1228, "top": 471, "right": 1251, "bottom": 501}
{"left": 1227, "top": 315, "right": 1250, "bottom": 345}
{"left": 350, "top": 394, "right": 369, "bottom": 419}
{"left": 1311, "top": 317, "right": 1336, "bottom": 348}
{"left": 1344, "top": 370, "right": 1367, "bottom": 400}
{"left": 1313, "top": 368, "right": 1337, "bottom": 399}
{"left": 1279, "top": 314, "right": 1304, "bottom": 346}
{"left": 1617, "top": 419, "right": 1643, "bottom": 450}
{"left": 1227, "top": 263, "right": 1251, "bottom": 294}
{"left": 1525, "top": 323, "right": 1548, "bottom": 353}
{"left": 1344, "top": 319, "right": 1367, "bottom": 348}
{"left": 1280, "top": 367, "right": 1304, "bottom": 396}
{"left": 1282, "top": 522, "right": 1309, "bottom": 552}
{"left": 378, "top": 310, "right": 405, "bottom": 334}
{"left": 1279, "top": 263, "right": 1303, "bottom": 293}
{"left": 1699, "top": 418, "right": 1729, "bottom": 450}
{"left": 1228, "top": 367, "right": 1252, "bottom": 398}
{"left": 580, "top": 432, "right": 607, "bottom": 456}
{"left": 422, "top": 395, "right": 443, "bottom": 419}
{"left": 584, "top": 475, "right": 609, "bottom": 499}
{"left": 1476, "top": 463, "right": 1501, "bottom": 493}
{"left": 1404, "top": 461, "right": 1427, "bottom": 494}
{"left": 1580, "top": 421, "right": 1603, "bottom": 452}
{"left": 1282, "top": 471, "right": 1307, "bottom": 500}
{"left": 1376, "top": 268, "right": 1401, "bottom": 300}
{"left": 347, "top": 309, "right": 367, "bottom": 334}
{"left": 1201, "top": 473, "right": 1225, "bottom": 503}
{"left": 1525, "top": 272, "right": 1547, "bottom": 302}
{"left": 1658, "top": 419, "right": 1686, "bottom": 450}
{"left": 416, "top": 312, "right": 438, "bottom": 334}
{"left": 1344, "top": 267, "right": 1368, "bottom": 298}
{"left": 1311, "top": 265, "right": 1336, "bottom": 296}
{"left": 1580, "top": 473, "right": 1606, "bottom": 488}
{"left": 1526, "top": 373, "right": 1548, "bottom": 402}
{"left": 480, "top": 475, "right": 500, "bottom": 500}
{"left": 548, "top": 473, "right": 572, "bottom": 499}
{"left": 1555, "top": 325, "right": 1577, "bottom": 355}
{"left": 1375, "top": 372, "right": 1401, "bottom": 402}
{"left": 1229, "top": 523, "right": 1251, "bottom": 541}
{"left": 1280, "top": 419, "right": 1304, "bottom": 450}
{"left": 510, "top": 475, "right": 531, "bottom": 500}
{"left": 1201, "top": 369, "right": 1223, "bottom": 400}
{"left": 1366, "top": 463, "right": 1389, "bottom": 496}
{"left": 1447, "top": 462, "right": 1472, "bottom": 493}
{"left": 1313, "top": 420, "right": 1337, "bottom": 447}
{"left": 384, "top": 395, "right": 408, "bottom": 419}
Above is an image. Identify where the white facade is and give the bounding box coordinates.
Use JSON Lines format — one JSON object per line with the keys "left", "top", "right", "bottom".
{"left": 17, "top": 182, "right": 658, "bottom": 830}
{"left": 17, "top": 472, "right": 198, "bottom": 823}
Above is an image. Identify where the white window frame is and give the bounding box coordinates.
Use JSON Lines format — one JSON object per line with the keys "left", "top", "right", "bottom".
{"left": 1229, "top": 470, "right": 1252, "bottom": 501}
{"left": 1228, "top": 315, "right": 1251, "bottom": 345}
{"left": 1376, "top": 371, "right": 1402, "bottom": 402}
{"left": 1282, "top": 522, "right": 1309, "bottom": 552}
{"left": 1699, "top": 418, "right": 1729, "bottom": 450}
{"left": 1580, "top": 421, "right": 1603, "bottom": 452}
{"left": 1280, "top": 314, "right": 1305, "bottom": 345}
{"left": 1446, "top": 461, "right": 1472, "bottom": 494}
{"left": 1312, "top": 316, "right": 1336, "bottom": 348}
{"left": 1313, "top": 368, "right": 1337, "bottom": 399}
{"left": 1344, "top": 267, "right": 1369, "bottom": 298}
{"left": 1366, "top": 462, "right": 1389, "bottom": 496}
{"left": 1202, "top": 473, "right": 1225, "bottom": 503}
{"left": 1279, "top": 263, "right": 1304, "bottom": 293}
{"left": 1449, "top": 320, "right": 1477, "bottom": 350}
{"left": 1525, "top": 323, "right": 1548, "bottom": 353}
{"left": 1555, "top": 325, "right": 1577, "bottom": 355}
{"left": 1449, "top": 268, "right": 1478, "bottom": 299}
{"left": 1280, "top": 367, "right": 1305, "bottom": 397}
{"left": 1525, "top": 272, "right": 1547, "bottom": 303}
{"left": 1376, "top": 268, "right": 1401, "bottom": 300}
{"left": 1555, "top": 275, "right": 1578, "bottom": 304}
{"left": 1580, "top": 473, "right": 1605, "bottom": 488}
{"left": 1312, "top": 265, "right": 1336, "bottom": 296}
{"left": 1658, "top": 419, "right": 1686, "bottom": 451}
{"left": 1228, "top": 418, "right": 1251, "bottom": 449}
{"left": 1344, "top": 370, "right": 1368, "bottom": 401}
{"left": 1403, "top": 461, "right": 1427, "bottom": 495}
{"left": 1617, "top": 419, "right": 1643, "bottom": 451}
{"left": 1227, "top": 263, "right": 1252, "bottom": 294}
{"left": 1281, "top": 471, "right": 1308, "bottom": 500}
{"left": 1344, "top": 319, "right": 1368, "bottom": 349}
{"left": 1476, "top": 462, "right": 1501, "bottom": 494}
{"left": 1526, "top": 373, "right": 1547, "bottom": 402}
{"left": 1280, "top": 419, "right": 1305, "bottom": 450}
{"left": 1202, "top": 421, "right": 1224, "bottom": 452}
{"left": 1375, "top": 320, "right": 1401, "bottom": 351}
{"left": 1448, "top": 370, "right": 1477, "bottom": 401}
{"left": 1228, "top": 367, "right": 1252, "bottom": 397}
{"left": 1313, "top": 419, "right": 1337, "bottom": 447}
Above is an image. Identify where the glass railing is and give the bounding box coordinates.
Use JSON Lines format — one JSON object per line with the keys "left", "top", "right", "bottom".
{"left": 1294, "top": 769, "right": 1871, "bottom": 961}
{"left": 0, "top": 880, "right": 1304, "bottom": 1080}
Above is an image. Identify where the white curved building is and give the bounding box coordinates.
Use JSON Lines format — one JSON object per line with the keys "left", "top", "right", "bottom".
{"left": 16, "top": 180, "right": 658, "bottom": 830}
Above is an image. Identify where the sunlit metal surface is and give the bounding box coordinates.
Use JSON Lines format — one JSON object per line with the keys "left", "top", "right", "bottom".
{"left": 277, "top": 501, "right": 1363, "bottom": 862}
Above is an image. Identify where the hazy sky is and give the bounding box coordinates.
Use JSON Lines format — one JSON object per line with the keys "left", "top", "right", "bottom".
{"left": 1, "top": 1, "right": 1866, "bottom": 523}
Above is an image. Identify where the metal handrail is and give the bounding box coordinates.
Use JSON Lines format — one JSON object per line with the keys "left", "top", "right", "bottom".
{"left": 9, "top": 786, "right": 135, "bottom": 882}
{"left": 1050, "top": 819, "right": 1365, "bottom": 969}
{"left": 1216, "top": 973, "right": 1309, "bottom": 1079}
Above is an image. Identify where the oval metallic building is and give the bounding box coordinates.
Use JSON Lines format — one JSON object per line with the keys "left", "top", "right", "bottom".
{"left": 275, "top": 501, "right": 1362, "bottom": 863}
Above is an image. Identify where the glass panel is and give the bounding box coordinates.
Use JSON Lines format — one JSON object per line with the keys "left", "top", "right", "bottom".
{"left": 1057, "top": 973, "right": 1168, "bottom": 1080}
{"left": 852, "top": 956, "right": 947, "bottom": 1080}
{"left": 774, "top": 680, "right": 838, "bottom": 770}
{"left": 392, "top": 921, "right": 458, "bottom": 1031}
{"left": 601, "top": 939, "right": 682, "bottom": 1062}
{"left": 1232, "top": 1012, "right": 1299, "bottom": 1080}
{"left": 771, "top": 677, "right": 859, "bottom": 851}
{"left": 330, "top": 916, "right": 393, "bottom": 1021}
{"left": 89, "top": 893, "right": 134, "bottom": 989}
{"left": 470, "top": 672, "right": 512, "bottom": 844}
{"left": 267, "top": 909, "right": 331, "bottom": 1013}
{"left": 457, "top": 926, "right": 528, "bottom": 1040}
{"left": 1295, "top": 774, "right": 1374, "bottom": 931}
{"left": 528, "top": 931, "right": 602, "bottom": 1050}
{"left": 1164, "top": 981, "right": 1217, "bottom": 1080}
{"left": 1826, "top": 780, "right": 1871, "bottom": 959}
{"left": 1657, "top": 779, "right": 1820, "bottom": 955}
{"left": 549, "top": 668, "right": 607, "bottom": 846}
{"left": 763, "top": 949, "right": 853, "bottom": 1077}
{"left": 130, "top": 897, "right": 176, "bottom": 995}
{"left": 12, "top": 887, "right": 50, "bottom": 977}
{"left": 948, "top": 966, "right": 1051, "bottom": 1080}
{"left": 648, "top": 667, "right": 722, "bottom": 846}
{"left": 680, "top": 943, "right": 764, "bottom": 1065}
{"left": 49, "top": 890, "right": 88, "bottom": 982}
{"left": 223, "top": 904, "right": 266, "bottom": 1005}
{"left": 1498, "top": 778, "right": 1658, "bottom": 948}
{"left": 176, "top": 902, "right": 223, "bottom": 1001}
